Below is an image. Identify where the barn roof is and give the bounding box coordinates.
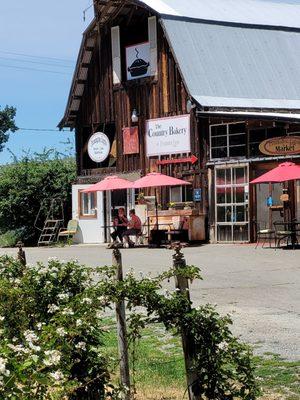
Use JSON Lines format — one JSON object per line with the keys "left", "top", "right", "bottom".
{"left": 138, "top": 0, "right": 300, "bottom": 29}
{"left": 59, "top": 0, "right": 300, "bottom": 128}
{"left": 162, "top": 18, "right": 300, "bottom": 110}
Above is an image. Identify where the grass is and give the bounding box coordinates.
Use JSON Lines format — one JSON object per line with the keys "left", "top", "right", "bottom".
{"left": 101, "top": 320, "right": 300, "bottom": 400}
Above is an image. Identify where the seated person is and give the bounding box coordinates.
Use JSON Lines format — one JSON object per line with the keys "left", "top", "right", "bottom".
{"left": 122, "top": 209, "right": 142, "bottom": 247}
{"left": 110, "top": 208, "right": 128, "bottom": 245}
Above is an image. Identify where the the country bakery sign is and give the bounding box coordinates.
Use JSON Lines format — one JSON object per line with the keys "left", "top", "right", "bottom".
{"left": 146, "top": 115, "right": 191, "bottom": 157}
{"left": 259, "top": 136, "right": 300, "bottom": 156}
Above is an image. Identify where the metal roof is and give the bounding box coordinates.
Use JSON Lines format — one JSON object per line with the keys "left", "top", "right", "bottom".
{"left": 197, "top": 110, "right": 300, "bottom": 121}
{"left": 139, "top": 0, "right": 300, "bottom": 29}
{"left": 162, "top": 18, "right": 300, "bottom": 110}
{"left": 60, "top": 1, "right": 300, "bottom": 128}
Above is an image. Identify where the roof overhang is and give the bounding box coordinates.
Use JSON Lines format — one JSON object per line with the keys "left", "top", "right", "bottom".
{"left": 59, "top": 19, "right": 97, "bottom": 129}
{"left": 196, "top": 110, "right": 300, "bottom": 122}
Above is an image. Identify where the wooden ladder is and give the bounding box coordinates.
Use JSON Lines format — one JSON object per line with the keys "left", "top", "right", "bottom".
{"left": 38, "top": 219, "right": 62, "bottom": 246}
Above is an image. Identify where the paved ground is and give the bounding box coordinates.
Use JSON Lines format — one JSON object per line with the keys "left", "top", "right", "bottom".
{"left": 1, "top": 244, "right": 299, "bottom": 360}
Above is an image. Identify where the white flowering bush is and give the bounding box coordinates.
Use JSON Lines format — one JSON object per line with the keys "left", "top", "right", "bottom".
{"left": 0, "top": 255, "right": 109, "bottom": 399}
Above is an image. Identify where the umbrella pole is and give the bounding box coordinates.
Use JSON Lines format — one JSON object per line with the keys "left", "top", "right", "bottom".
{"left": 155, "top": 188, "right": 159, "bottom": 228}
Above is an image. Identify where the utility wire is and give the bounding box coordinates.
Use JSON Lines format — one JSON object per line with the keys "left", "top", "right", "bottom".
{"left": 0, "top": 56, "right": 74, "bottom": 69}
{"left": 18, "top": 128, "right": 71, "bottom": 132}
{"left": 0, "top": 50, "right": 75, "bottom": 64}
{"left": 0, "top": 64, "right": 72, "bottom": 75}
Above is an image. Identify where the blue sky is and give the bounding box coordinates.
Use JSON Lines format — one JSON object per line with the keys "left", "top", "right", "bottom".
{"left": 0, "top": 0, "right": 93, "bottom": 164}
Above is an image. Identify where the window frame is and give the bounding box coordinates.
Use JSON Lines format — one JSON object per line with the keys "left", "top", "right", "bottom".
{"left": 210, "top": 121, "right": 246, "bottom": 160}
{"left": 78, "top": 191, "right": 97, "bottom": 219}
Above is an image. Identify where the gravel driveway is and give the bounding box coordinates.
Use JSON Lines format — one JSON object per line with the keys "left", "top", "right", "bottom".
{"left": 1, "top": 243, "right": 299, "bottom": 360}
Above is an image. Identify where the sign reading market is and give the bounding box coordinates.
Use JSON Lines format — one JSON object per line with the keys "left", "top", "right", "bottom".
{"left": 146, "top": 115, "right": 191, "bottom": 157}
{"left": 259, "top": 136, "right": 300, "bottom": 156}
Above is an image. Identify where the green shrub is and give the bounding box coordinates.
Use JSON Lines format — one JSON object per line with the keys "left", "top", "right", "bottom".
{"left": 0, "top": 150, "right": 76, "bottom": 245}
{"left": 0, "top": 256, "right": 109, "bottom": 399}
{"left": 0, "top": 229, "right": 23, "bottom": 247}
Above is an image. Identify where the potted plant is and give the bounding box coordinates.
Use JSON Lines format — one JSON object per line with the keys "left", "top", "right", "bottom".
{"left": 168, "top": 202, "right": 176, "bottom": 210}
{"left": 137, "top": 192, "right": 146, "bottom": 204}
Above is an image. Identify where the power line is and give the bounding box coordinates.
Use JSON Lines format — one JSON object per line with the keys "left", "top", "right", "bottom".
{"left": 0, "top": 50, "right": 75, "bottom": 64}
{"left": 0, "top": 56, "right": 74, "bottom": 69}
{"left": 18, "top": 128, "right": 72, "bottom": 132}
{"left": 0, "top": 64, "right": 72, "bottom": 75}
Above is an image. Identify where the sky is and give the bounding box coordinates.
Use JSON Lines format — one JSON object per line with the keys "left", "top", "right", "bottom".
{"left": 0, "top": 0, "right": 94, "bottom": 164}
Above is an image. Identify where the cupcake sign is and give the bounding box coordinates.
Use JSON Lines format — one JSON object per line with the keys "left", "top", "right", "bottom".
{"left": 126, "top": 42, "right": 151, "bottom": 80}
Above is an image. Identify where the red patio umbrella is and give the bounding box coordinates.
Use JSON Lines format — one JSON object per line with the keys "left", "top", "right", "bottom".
{"left": 82, "top": 175, "right": 134, "bottom": 192}
{"left": 132, "top": 172, "right": 191, "bottom": 227}
{"left": 250, "top": 162, "right": 300, "bottom": 184}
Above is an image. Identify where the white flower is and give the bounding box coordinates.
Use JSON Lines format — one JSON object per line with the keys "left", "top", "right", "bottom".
{"left": 217, "top": 341, "right": 228, "bottom": 351}
{"left": 56, "top": 327, "right": 67, "bottom": 337}
{"left": 57, "top": 293, "right": 69, "bottom": 301}
{"left": 36, "top": 322, "right": 43, "bottom": 330}
{"left": 0, "top": 357, "right": 10, "bottom": 377}
{"left": 61, "top": 308, "right": 74, "bottom": 316}
{"left": 48, "top": 304, "right": 59, "bottom": 314}
{"left": 82, "top": 297, "right": 92, "bottom": 305}
{"left": 50, "top": 370, "right": 64, "bottom": 381}
{"left": 0, "top": 316, "right": 4, "bottom": 322}
{"left": 24, "top": 330, "right": 38, "bottom": 343}
{"left": 43, "top": 350, "right": 61, "bottom": 366}
{"left": 28, "top": 343, "right": 41, "bottom": 352}
{"left": 76, "top": 319, "right": 82, "bottom": 327}
{"left": 75, "top": 341, "right": 86, "bottom": 351}
{"left": 48, "top": 257, "right": 58, "bottom": 262}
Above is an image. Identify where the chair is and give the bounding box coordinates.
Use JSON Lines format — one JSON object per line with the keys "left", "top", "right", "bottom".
{"left": 273, "top": 221, "right": 293, "bottom": 249}
{"left": 57, "top": 220, "right": 78, "bottom": 242}
{"left": 254, "top": 221, "right": 275, "bottom": 249}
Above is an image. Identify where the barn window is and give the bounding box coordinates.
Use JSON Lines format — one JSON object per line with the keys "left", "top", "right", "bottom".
{"left": 210, "top": 122, "right": 246, "bottom": 159}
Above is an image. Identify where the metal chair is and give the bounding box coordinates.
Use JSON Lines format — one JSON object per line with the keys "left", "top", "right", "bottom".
{"left": 57, "top": 219, "right": 78, "bottom": 242}
{"left": 254, "top": 221, "right": 275, "bottom": 249}
{"left": 273, "top": 221, "right": 293, "bottom": 249}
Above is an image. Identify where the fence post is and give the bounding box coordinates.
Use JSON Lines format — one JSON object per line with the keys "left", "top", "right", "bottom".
{"left": 112, "top": 247, "right": 131, "bottom": 399}
{"left": 16, "top": 241, "right": 26, "bottom": 268}
{"left": 173, "top": 244, "right": 201, "bottom": 400}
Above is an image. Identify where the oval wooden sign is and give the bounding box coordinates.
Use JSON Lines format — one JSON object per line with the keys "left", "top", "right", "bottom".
{"left": 259, "top": 136, "right": 300, "bottom": 156}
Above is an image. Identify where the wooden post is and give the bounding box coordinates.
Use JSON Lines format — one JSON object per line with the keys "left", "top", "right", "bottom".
{"left": 173, "top": 244, "right": 201, "bottom": 400}
{"left": 16, "top": 241, "right": 26, "bottom": 267}
{"left": 112, "top": 248, "right": 131, "bottom": 399}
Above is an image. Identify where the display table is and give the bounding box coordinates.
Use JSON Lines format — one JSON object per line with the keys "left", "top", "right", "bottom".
{"left": 147, "top": 209, "right": 206, "bottom": 241}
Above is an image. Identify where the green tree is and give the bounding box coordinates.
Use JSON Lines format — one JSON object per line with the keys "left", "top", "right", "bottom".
{"left": 0, "top": 105, "right": 18, "bottom": 152}
{"left": 0, "top": 150, "right": 76, "bottom": 245}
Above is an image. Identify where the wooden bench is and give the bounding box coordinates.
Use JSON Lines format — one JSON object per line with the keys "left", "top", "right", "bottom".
{"left": 148, "top": 214, "right": 188, "bottom": 244}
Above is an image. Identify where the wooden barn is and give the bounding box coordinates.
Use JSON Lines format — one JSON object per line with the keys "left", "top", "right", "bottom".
{"left": 60, "top": 0, "right": 300, "bottom": 244}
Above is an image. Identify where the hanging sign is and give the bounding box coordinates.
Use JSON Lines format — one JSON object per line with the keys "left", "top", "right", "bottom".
{"left": 88, "top": 132, "right": 110, "bottom": 163}
{"left": 259, "top": 136, "right": 300, "bottom": 156}
{"left": 146, "top": 115, "right": 191, "bottom": 157}
{"left": 123, "top": 127, "right": 139, "bottom": 154}
{"left": 126, "top": 42, "right": 151, "bottom": 81}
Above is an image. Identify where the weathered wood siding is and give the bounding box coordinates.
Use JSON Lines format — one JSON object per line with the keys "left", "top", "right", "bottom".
{"left": 75, "top": 14, "right": 200, "bottom": 180}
